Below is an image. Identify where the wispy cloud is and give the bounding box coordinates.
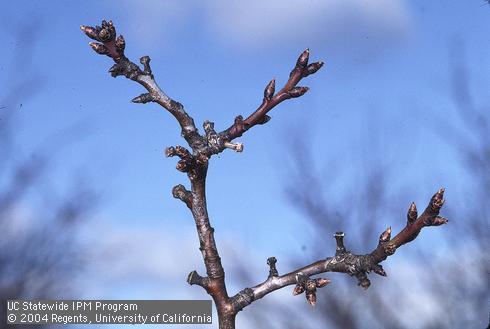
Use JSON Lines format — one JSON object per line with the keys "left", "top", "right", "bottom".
{"left": 117, "top": 0, "right": 412, "bottom": 51}
{"left": 203, "top": 0, "right": 412, "bottom": 48}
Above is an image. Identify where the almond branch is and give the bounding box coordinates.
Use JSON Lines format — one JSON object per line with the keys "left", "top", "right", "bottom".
{"left": 82, "top": 20, "right": 448, "bottom": 329}
{"left": 230, "top": 189, "right": 448, "bottom": 311}
{"left": 218, "top": 49, "right": 324, "bottom": 145}
{"left": 80, "top": 21, "right": 205, "bottom": 151}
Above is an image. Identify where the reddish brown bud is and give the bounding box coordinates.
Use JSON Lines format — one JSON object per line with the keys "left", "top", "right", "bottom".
{"left": 132, "top": 93, "right": 153, "bottom": 104}
{"left": 175, "top": 146, "right": 191, "bottom": 158}
{"left": 292, "top": 284, "right": 305, "bottom": 295}
{"left": 89, "top": 42, "right": 108, "bottom": 55}
{"left": 80, "top": 25, "right": 99, "bottom": 40}
{"left": 288, "top": 86, "right": 309, "bottom": 98}
{"left": 379, "top": 226, "right": 392, "bottom": 242}
{"left": 306, "top": 61, "right": 324, "bottom": 75}
{"left": 98, "top": 20, "right": 116, "bottom": 41}
{"left": 264, "top": 79, "right": 275, "bottom": 100}
{"left": 314, "top": 278, "right": 331, "bottom": 288}
{"left": 305, "top": 280, "right": 317, "bottom": 292}
{"left": 165, "top": 146, "right": 176, "bottom": 157}
{"left": 195, "top": 153, "right": 209, "bottom": 165}
{"left": 176, "top": 159, "right": 190, "bottom": 172}
{"left": 234, "top": 115, "right": 244, "bottom": 124}
{"left": 306, "top": 291, "right": 317, "bottom": 306}
{"left": 296, "top": 48, "right": 310, "bottom": 68}
{"left": 431, "top": 216, "right": 448, "bottom": 226}
{"left": 257, "top": 115, "right": 271, "bottom": 125}
{"left": 115, "top": 35, "right": 126, "bottom": 53}
{"left": 372, "top": 264, "right": 386, "bottom": 277}
{"left": 431, "top": 188, "right": 445, "bottom": 210}
{"left": 407, "top": 202, "right": 418, "bottom": 225}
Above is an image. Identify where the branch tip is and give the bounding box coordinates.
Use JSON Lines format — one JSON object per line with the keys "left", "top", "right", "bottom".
{"left": 334, "top": 231, "right": 347, "bottom": 255}
{"left": 224, "top": 141, "right": 244, "bottom": 152}
{"left": 296, "top": 48, "right": 310, "bottom": 68}
{"left": 267, "top": 257, "right": 278, "bottom": 278}
{"left": 379, "top": 226, "right": 392, "bottom": 242}
{"left": 187, "top": 270, "right": 209, "bottom": 288}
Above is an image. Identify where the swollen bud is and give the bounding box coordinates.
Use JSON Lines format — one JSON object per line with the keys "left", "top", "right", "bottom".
{"left": 89, "top": 42, "right": 108, "bottom": 55}
{"left": 431, "top": 188, "right": 445, "bottom": 210}
{"left": 379, "top": 226, "right": 392, "bottom": 243}
{"left": 165, "top": 146, "right": 176, "bottom": 157}
{"left": 407, "top": 202, "right": 418, "bottom": 225}
{"left": 431, "top": 216, "right": 448, "bottom": 226}
{"left": 306, "top": 291, "right": 317, "bottom": 306}
{"left": 264, "top": 79, "right": 276, "bottom": 100}
{"left": 257, "top": 115, "right": 271, "bottom": 125}
{"left": 115, "top": 35, "right": 126, "bottom": 53}
{"left": 131, "top": 93, "right": 153, "bottom": 104}
{"left": 314, "top": 278, "right": 331, "bottom": 288}
{"left": 176, "top": 159, "right": 190, "bottom": 172}
{"left": 372, "top": 264, "right": 387, "bottom": 277}
{"left": 292, "top": 284, "right": 305, "bottom": 296}
{"left": 288, "top": 86, "right": 309, "bottom": 98}
{"left": 306, "top": 61, "right": 324, "bottom": 75}
{"left": 296, "top": 48, "right": 310, "bottom": 68}
{"left": 80, "top": 25, "right": 99, "bottom": 40}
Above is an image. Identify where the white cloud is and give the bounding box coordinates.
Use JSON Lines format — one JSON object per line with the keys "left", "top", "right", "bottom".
{"left": 117, "top": 0, "right": 412, "bottom": 51}
{"left": 204, "top": 0, "right": 412, "bottom": 47}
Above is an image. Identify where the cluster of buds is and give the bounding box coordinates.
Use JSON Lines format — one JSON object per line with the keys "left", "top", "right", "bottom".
{"left": 292, "top": 272, "right": 330, "bottom": 306}
{"left": 81, "top": 20, "right": 126, "bottom": 60}
{"left": 165, "top": 146, "right": 208, "bottom": 179}
{"left": 292, "top": 48, "right": 324, "bottom": 79}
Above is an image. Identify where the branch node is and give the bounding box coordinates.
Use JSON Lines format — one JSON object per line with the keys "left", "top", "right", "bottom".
{"left": 232, "top": 288, "right": 255, "bottom": 313}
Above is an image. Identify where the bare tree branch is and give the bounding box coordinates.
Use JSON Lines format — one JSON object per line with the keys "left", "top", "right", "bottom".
{"left": 82, "top": 20, "right": 448, "bottom": 329}
{"left": 230, "top": 189, "right": 447, "bottom": 311}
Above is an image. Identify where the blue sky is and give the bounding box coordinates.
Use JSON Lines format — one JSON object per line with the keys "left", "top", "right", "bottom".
{"left": 1, "top": 1, "right": 489, "bottom": 328}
